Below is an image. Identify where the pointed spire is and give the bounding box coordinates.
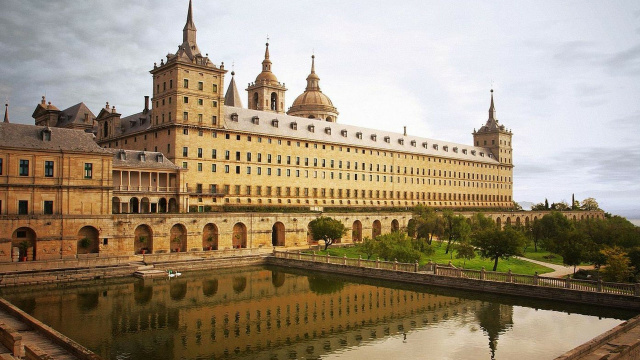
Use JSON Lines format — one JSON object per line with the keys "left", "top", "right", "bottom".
{"left": 305, "top": 55, "right": 320, "bottom": 91}
{"left": 183, "top": 0, "right": 197, "bottom": 44}
{"left": 3, "top": 102, "right": 8, "bottom": 123}
{"left": 261, "top": 42, "right": 272, "bottom": 73}
{"left": 488, "top": 89, "right": 496, "bottom": 121}
{"left": 225, "top": 71, "right": 243, "bottom": 108}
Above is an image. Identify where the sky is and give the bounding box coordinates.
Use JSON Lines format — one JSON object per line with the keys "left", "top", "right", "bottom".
{"left": 1, "top": 1, "right": 639, "bottom": 218}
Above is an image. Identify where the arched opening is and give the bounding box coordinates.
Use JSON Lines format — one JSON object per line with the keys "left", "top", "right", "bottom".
{"left": 170, "top": 224, "right": 187, "bottom": 252}
{"left": 506, "top": 217, "right": 512, "bottom": 227}
{"left": 233, "top": 276, "right": 247, "bottom": 294}
{"left": 202, "top": 279, "right": 218, "bottom": 297}
{"left": 496, "top": 217, "right": 502, "bottom": 229}
{"left": 271, "top": 222, "right": 285, "bottom": 246}
{"left": 308, "top": 115, "right": 315, "bottom": 119}
{"left": 11, "top": 227, "right": 36, "bottom": 262}
{"left": 112, "top": 197, "right": 120, "bottom": 214}
{"left": 140, "top": 197, "right": 150, "bottom": 213}
{"left": 391, "top": 219, "right": 400, "bottom": 232}
{"left": 202, "top": 223, "right": 219, "bottom": 251}
{"left": 129, "top": 197, "right": 139, "bottom": 213}
{"left": 525, "top": 217, "right": 530, "bottom": 228}
{"left": 515, "top": 217, "right": 521, "bottom": 227}
{"left": 352, "top": 220, "right": 362, "bottom": 242}
{"left": 168, "top": 198, "right": 178, "bottom": 213}
{"left": 253, "top": 92, "right": 259, "bottom": 109}
{"left": 232, "top": 222, "right": 247, "bottom": 249}
{"left": 270, "top": 92, "right": 278, "bottom": 111}
{"left": 372, "top": 220, "right": 382, "bottom": 238}
{"left": 103, "top": 121, "right": 108, "bottom": 137}
{"left": 134, "top": 224, "right": 153, "bottom": 254}
{"left": 77, "top": 226, "right": 99, "bottom": 254}
{"left": 573, "top": 215, "right": 577, "bottom": 221}
{"left": 158, "top": 198, "right": 167, "bottom": 213}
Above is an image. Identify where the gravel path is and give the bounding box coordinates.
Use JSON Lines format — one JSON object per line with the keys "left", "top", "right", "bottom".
{"left": 515, "top": 256, "right": 593, "bottom": 278}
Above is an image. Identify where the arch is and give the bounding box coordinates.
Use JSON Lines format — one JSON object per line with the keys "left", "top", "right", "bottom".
{"left": 140, "top": 197, "right": 150, "bottom": 213}
{"left": 112, "top": 197, "right": 120, "bottom": 214}
{"left": 515, "top": 217, "right": 521, "bottom": 227}
{"left": 232, "top": 222, "right": 247, "bottom": 249}
{"left": 233, "top": 276, "right": 247, "bottom": 294}
{"left": 372, "top": 220, "right": 382, "bottom": 238}
{"left": 352, "top": 220, "right": 362, "bottom": 242}
{"left": 170, "top": 224, "right": 187, "bottom": 252}
{"left": 103, "top": 121, "right": 108, "bottom": 137}
{"left": 77, "top": 226, "right": 99, "bottom": 254}
{"left": 202, "top": 223, "right": 219, "bottom": 251}
{"left": 391, "top": 219, "right": 400, "bottom": 232}
{"left": 158, "top": 198, "right": 167, "bottom": 213}
{"left": 270, "top": 92, "right": 278, "bottom": 111}
{"left": 129, "top": 197, "right": 139, "bottom": 213}
{"left": 525, "top": 217, "right": 530, "bottom": 228}
{"left": 573, "top": 215, "right": 577, "bottom": 221}
{"left": 253, "top": 92, "right": 259, "bottom": 109}
{"left": 168, "top": 198, "right": 178, "bottom": 213}
{"left": 134, "top": 224, "right": 153, "bottom": 254}
{"left": 506, "top": 217, "right": 512, "bottom": 227}
{"left": 496, "top": 217, "right": 502, "bottom": 229}
{"left": 11, "top": 227, "right": 36, "bottom": 262}
{"left": 272, "top": 222, "right": 285, "bottom": 247}
{"left": 202, "top": 279, "right": 218, "bottom": 297}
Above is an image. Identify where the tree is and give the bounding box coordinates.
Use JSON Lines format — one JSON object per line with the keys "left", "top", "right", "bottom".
{"left": 308, "top": 216, "right": 346, "bottom": 250}
{"left": 469, "top": 213, "right": 495, "bottom": 234}
{"left": 357, "top": 237, "right": 377, "bottom": 259}
{"left": 581, "top": 197, "right": 600, "bottom": 211}
{"left": 550, "top": 201, "right": 570, "bottom": 211}
{"left": 544, "top": 198, "right": 549, "bottom": 210}
{"left": 455, "top": 240, "right": 476, "bottom": 267}
{"left": 374, "top": 232, "right": 422, "bottom": 263}
{"left": 535, "top": 212, "right": 573, "bottom": 253}
{"left": 531, "top": 202, "right": 547, "bottom": 211}
{"left": 557, "top": 230, "right": 591, "bottom": 274}
{"left": 442, "top": 211, "right": 471, "bottom": 254}
{"left": 473, "top": 227, "right": 526, "bottom": 271}
{"left": 411, "top": 205, "right": 444, "bottom": 245}
{"left": 512, "top": 201, "right": 523, "bottom": 211}
{"left": 601, "top": 247, "right": 634, "bottom": 283}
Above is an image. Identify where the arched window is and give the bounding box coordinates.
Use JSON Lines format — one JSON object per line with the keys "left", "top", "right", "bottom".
{"left": 253, "top": 93, "right": 259, "bottom": 109}
{"left": 270, "top": 92, "right": 277, "bottom": 111}
{"left": 103, "top": 122, "right": 108, "bottom": 137}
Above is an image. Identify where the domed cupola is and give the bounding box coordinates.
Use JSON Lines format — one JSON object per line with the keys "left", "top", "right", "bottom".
{"left": 246, "top": 42, "right": 287, "bottom": 113}
{"left": 287, "top": 55, "right": 338, "bottom": 122}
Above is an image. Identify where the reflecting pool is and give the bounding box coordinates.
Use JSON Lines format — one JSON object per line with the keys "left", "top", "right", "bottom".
{"left": 0, "top": 266, "right": 635, "bottom": 360}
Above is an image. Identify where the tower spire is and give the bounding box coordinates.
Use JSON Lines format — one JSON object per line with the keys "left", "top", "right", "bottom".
{"left": 488, "top": 89, "right": 496, "bottom": 121}
{"left": 305, "top": 55, "right": 320, "bottom": 91}
{"left": 183, "top": 0, "right": 197, "bottom": 45}
{"left": 224, "top": 71, "right": 243, "bottom": 108}
{"left": 3, "top": 101, "right": 8, "bottom": 123}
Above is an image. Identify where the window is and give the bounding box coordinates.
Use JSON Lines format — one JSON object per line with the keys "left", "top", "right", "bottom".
{"left": 197, "top": 148, "right": 203, "bottom": 158}
{"left": 211, "top": 164, "right": 217, "bottom": 172}
{"left": 43, "top": 201, "right": 53, "bottom": 215}
{"left": 225, "top": 165, "right": 230, "bottom": 173}
{"left": 225, "top": 151, "right": 230, "bottom": 160}
{"left": 18, "top": 200, "right": 28, "bottom": 215}
{"left": 213, "top": 84, "right": 218, "bottom": 93}
{"left": 198, "top": 99, "right": 203, "bottom": 106}
{"left": 197, "top": 163, "right": 202, "bottom": 172}
{"left": 184, "top": 79, "right": 189, "bottom": 88}
{"left": 44, "top": 161, "right": 54, "bottom": 177}
{"left": 212, "top": 101, "right": 218, "bottom": 107}
{"left": 198, "top": 114, "right": 203, "bottom": 123}
{"left": 198, "top": 81, "right": 203, "bottom": 90}
{"left": 84, "top": 163, "right": 93, "bottom": 179}
{"left": 212, "top": 115, "right": 217, "bottom": 125}
{"left": 212, "top": 149, "right": 217, "bottom": 159}
{"left": 247, "top": 153, "right": 252, "bottom": 161}
{"left": 183, "top": 96, "right": 189, "bottom": 103}
{"left": 183, "top": 112, "right": 188, "bottom": 121}
{"left": 19, "top": 160, "right": 29, "bottom": 176}
{"left": 0, "top": 158, "right": 2, "bottom": 175}
{"left": 183, "top": 147, "right": 188, "bottom": 157}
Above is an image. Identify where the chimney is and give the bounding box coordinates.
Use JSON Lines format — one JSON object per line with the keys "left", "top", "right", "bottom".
{"left": 112, "top": 106, "right": 116, "bottom": 114}
{"left": 41, "top": 96, "right": 46, "bottom": 105}
{"left": 403, "top": 126, "right": 407, "bottom": 136}
{"left": 106, "top": 102, "right": 110, "bottom": 109}
{"left": 144, "top": 96, "right": 149, "bottom": 114}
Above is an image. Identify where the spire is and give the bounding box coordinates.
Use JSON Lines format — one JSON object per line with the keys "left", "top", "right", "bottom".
{"left": 3, "top": 102, "right": 8, "bottom": 123}
{"left": 488, "top": 89, "right": 496, "bottom": 121}
{"left": 262, "top": 42, "right": 272, "bottom": 72}
{"left": 183, "top": 0, "right": 197, "bottom": 45}
{"left": 305, "top": 55, "right": 320, "bottom": 91}
{"left": 224, "top": 71, "right": 243, "bottom": 108}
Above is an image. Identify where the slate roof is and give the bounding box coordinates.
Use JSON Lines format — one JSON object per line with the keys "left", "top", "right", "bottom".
{"left": 106, "top": 149, "right": 179, "bottom": 170}
{"left": 56, "top": 102, "right": 96, "bottom": 129}
{"left": 120, "top": 110, "right": 153, "bottom": 136}
{"left": 223, "top": 106, "right": 500, "bottom": 164}
{"left": 0, "top": 122, "right": 110, "bottom": 154}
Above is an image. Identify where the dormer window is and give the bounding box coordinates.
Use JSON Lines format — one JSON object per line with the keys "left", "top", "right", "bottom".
{"left": 308, "top": 124, "right": 315, "bottom": 133}
{"left": 157, "top": 154, "right": 164, "bottom": 163}
{"left": 325, "top": 127, "right": 331, "bottom": 135}
{"left": 272, "top": 119, "right": 279, "bottom": 127}
{"left": 471, "top": 150, "right": 476, "bottom": 156}
{"left": 453, "top": 147, "right": 458, "bottom": 153}
{"left": 488, "top": 153, "right": 493, "bottom": 158}
{"left": 41, "top": 128, "right": 51, "bottom": 141}
{"left": 398, "top": 138, "right": 404, "bottom": 145}
{"left": 230, "top": 113, "right": 238, "bottom": 122}
{"left": 130, "top": 120, "right": 136, "bottom": 127}
{"left": 290, "top": 122, "right": 297, "bottom": 130}
{"left": 480, "top": 152, "right": 485, "bottom": 157}
{"left": 462, "top": 149, "right": 468, "bottom": 155}
{"left": 443, "top": 145, "right": 448, "bottom": 152}
{"left": 341, "top": 129, "right": 348, "bottom": 137}
{"left": 410, "top": 140, "right": 416, "bottom": 147}
{"left": 119, "top": 151, "right": 126, "bottom": 160}
{"left": 251, "top": 116, "right": 259, "bottom": 125}
{"left": 356, "top": 132, "right": 362, "bottom": 139}
{"left": 384, "top": 136, "right": 390, "bottom": 143}
{"left": 422, "top": 142, "right": 428, "bottom": 149}
{"left": 433, "top": 144, "right": 439, "bottom": 150}
{"left": 371, "top": 134, "right": 377, "bottom": 141}
{"left": 139, "top": 152, "right": 146, "bottom": 161}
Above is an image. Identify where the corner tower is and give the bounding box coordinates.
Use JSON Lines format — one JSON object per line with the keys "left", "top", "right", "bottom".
{"left": 149, "top": 0, "right": 227, "bottom": 143}
{"left": 287, "top": 55, "right": 339, "bottom": 122}
{"left": 246, "top": 42, "right": 287, "bottom": 113}
{"left": 473, "top": 89, "right": 513, "bottom": 166}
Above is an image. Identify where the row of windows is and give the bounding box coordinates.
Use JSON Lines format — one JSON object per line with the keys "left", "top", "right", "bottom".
{"left": 154, "top": 111, "right": 218, "bottom": 126}
{"left": 192, "top": 184, "right": 511, "bottom": 202}
{"left": 0, "top": 200, "right": 54, "bottom": 215}
{"left": 153, "top": 79, "right": 218, "bottom": 94}
{"left": 0, "top": 159, "right": 93, "bottom": 179}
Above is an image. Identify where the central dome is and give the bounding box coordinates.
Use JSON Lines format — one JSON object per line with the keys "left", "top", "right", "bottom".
{"left": 287, "top": 55, "right": 338, "bottom": 122}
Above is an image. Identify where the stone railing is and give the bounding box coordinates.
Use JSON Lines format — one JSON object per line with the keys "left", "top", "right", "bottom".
{"left": 274, "top": 250, "right": 640, "bottom": 297}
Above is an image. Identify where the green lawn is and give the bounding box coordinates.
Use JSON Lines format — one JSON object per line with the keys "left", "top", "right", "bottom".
{"left": 521, "top": 249, "right": 590, "bottom": 266}
{"left": 314, "top": 244, "right": 554, "bottom": 275}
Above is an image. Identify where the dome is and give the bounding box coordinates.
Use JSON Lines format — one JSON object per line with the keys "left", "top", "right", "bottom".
{"left": 291, "top": 90, "right": 334, "bottom": 108}
{"left": 287, "top": 55, "right": 339, "bottom": 121}
{"left": 255, "top": 70, "right": 278, "bottom": 83}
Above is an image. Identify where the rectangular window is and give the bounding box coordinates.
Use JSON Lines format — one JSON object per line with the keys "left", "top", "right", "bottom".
{"left": 183, "top": 112, "right": 188, "bottom": 121}
{"left": 247, "top": 167, "right": 251, "bottom": 174}
{"left": 19, "top": 160, "right": 29, "bottom": 176}
{"left": 257, "top": 186, "right": 262, "bottom": 195}
{"left": 225, "top": 165, "right": 230, "bottom": 173}
{"left": 198, "top": 81, "right": 203, "bottom": 90}
{"left": 182, "top": 162, "right": 188, "bottom": 169}
{"left": 213, "top": 84, "right": 218, "bottom": 93}
{"left": 211, "top": 164, "right": 217, "bottom": 172}
{"left": 84, "top": 163, "right": 93, "bottom": 179}
{"left": 235, "top": 166, "right": 240, "bottom": 174}
{"left": 43, "top": 200, "right": 53, "bottom": 215}
{"left": 236, "top": 151, "right": 241, "bottom": 161}
{"left": 18, "top": 200, "right": 28, "bottom": 215}
{"left": 198, "top": 114, "right": 203, "bottom": 122}
{"left": 212, "top": 149, "right": 217, "bottom": 159}
{"left": 257, "top": 167, "right": 262, "bottom": 175}
{"left": 212, "top": 101, "right": 218, "bottom": 107}
{"left": 225, "top": 151, "right": 230, "bottom": 160}
{"left": 246, "top": 153, "right": 252, "bottom": 161}
{"left": 183, "top": 96, "right": 189, "bottom": 103}
{"left": 44, "top": 161, "right": 54, "bottom": 177}
{"left": 197, "top": 163, "right": 202, "bottom": 172}
{"left": 0, "top": 158, "right": 3, "bottom": 175}
{"left": 212, "top": 116, "right": 217, "bottom": 124}
{"left": 184, "top": 79, "right": 189, "bottom": 88}
{"left": 183, "top": 147, "right": 188, "bottom": 157}
{"left": 198, "top": 99, "right": 203, "bottom": 106}
{"left": 257, "top": 153, "right": 262, "bottom": 162}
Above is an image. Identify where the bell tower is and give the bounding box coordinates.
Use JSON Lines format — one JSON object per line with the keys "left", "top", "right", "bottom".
{"left": 473, "top": 89, "right": 513, "bottom": 166}
{"left": 246, "top": 42, "right": 287, "bottom": 113}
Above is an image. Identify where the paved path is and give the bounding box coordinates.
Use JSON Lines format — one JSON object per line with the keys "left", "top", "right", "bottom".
{"left": 515, "top": 256, "right": 593, "bottom": 278}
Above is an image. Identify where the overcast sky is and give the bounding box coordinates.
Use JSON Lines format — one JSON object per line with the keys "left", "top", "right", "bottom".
{"left": 1, "top": 1, "right": 639, "bottom": 218}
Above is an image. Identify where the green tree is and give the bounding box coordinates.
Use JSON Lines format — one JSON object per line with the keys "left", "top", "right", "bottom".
{"left": 512, "top": 201, "right": 523, "bottom": 211}
{"left": 469, "top": 213, "right": 496, "bottom": 234}
{"left": 357, "top": 237, "right": 376, "bottom": 259}
{"left": 308, "top": 216, "right": 347, "bottom": 250}
{"left": 374, "top": 232, "right": 422, "bottom": 263}
{"left": 531, "top": 202, "right": 546, "bottom": 211}
{"left": 536, "top": 212, "right": 573, "bottom": 253}
{"left": 601, "top": 247, "right": 634, "bottom": 283}
{"left": 551, "top": 201, "right": 570, "bottom": 211}
{"left": 455, "top": 240, "right": 476, "bottom": 267}
{"left": 443, "top": 211, "right": 471, "bottom": 254}
{"left": 557, "top": 230, "right": 591, "bottom": 274}
{"left": 411, "top": 205, "right": 444, "bottom": 245}
{"left": 545, "top": 198, "right": 549, "bottom": 210}
{"left": 473, "top": 227, "right": 527, "bottom": 271}
{"left": 580, "top": 197, "right": 600, "bottom": 211}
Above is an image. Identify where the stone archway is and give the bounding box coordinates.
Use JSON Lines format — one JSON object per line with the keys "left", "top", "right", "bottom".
{"left": 130, "top": 197, "right": 139, "bottom": 213}
{"left": 232, "top": 222, "right": 247, "bottom": 249}
{"left": 272, "top": 222, "right": 285, "bottom": 247}
{"left": 77, "top": 226, "right": 99, "bottom": 254}
{"left": 525, "top": 217, "right": 530, "bottom": 228}
{"left": 170, "top": 224, "right": 187, "bottom": 252}
{"left": 11, "top": 227, "right": 36, "bottom": 262}
{"left": 158, "top": 198, "right": 167, "bottom": 213}
{"left": 168, "top": 198, "right": 178, "bottom": 213}
{"left": 391, "top": 219, "right": 400, "bottom": 232}
{"left": 515, "top": 217, "right": 521, "bottom": 227}
{"left": 506, "top": 217, "right": 512, "bottom": 227}
{"left": 496, "top": 217, "right": 502, "bottom": 229}
{"left": 352, "top": 220, "right": 362, "bottom": 242}
{"left": 140, "top": 197, "right": 150, "bottom": 213}
{"left": 372, "top": 220, "right": 382, "bottom": 238}
{"left": 202, "top": 223, "right": 219, "bottom": 251}
{"left": 134, "top": 224, "right": 153, "bottom": 254}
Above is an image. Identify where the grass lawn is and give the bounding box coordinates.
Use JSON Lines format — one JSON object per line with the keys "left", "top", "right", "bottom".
{"left": 313, "top": 244, "right": 554, "bottom": 275}
{"left": 521, "top": 249, "right": 590, "bottom": 266}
